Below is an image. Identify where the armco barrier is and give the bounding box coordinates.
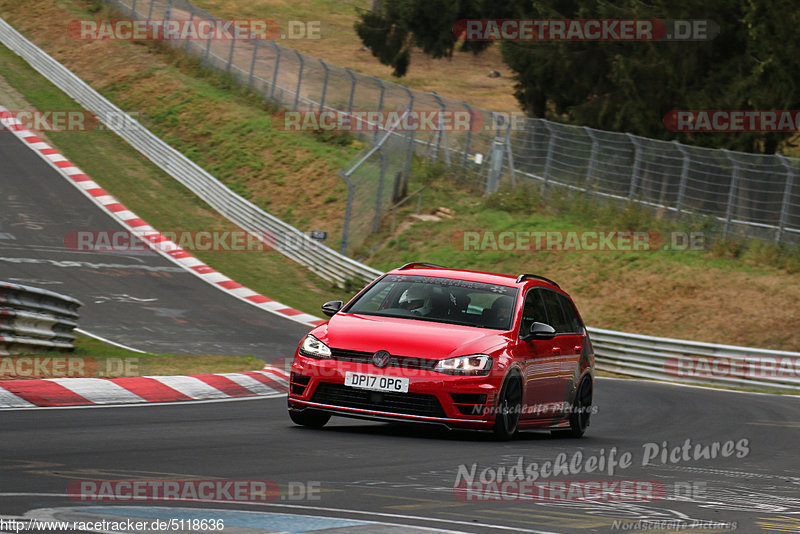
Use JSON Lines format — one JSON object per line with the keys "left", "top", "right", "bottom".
{"left": 0, "top": 17, "right": 382, "bottom": 287}
{"left": 0, "top": 281, "right": 82, "bottom": 355}
{"left": 1, "top": 17, "right": 796, "bottom": 392}
{"left": 590, "top": 327, "right": 800, "bottom": 391}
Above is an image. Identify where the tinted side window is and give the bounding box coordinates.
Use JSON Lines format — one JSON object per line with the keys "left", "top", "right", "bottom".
{"left": 557, "top": 293, "right": 582, "bottom": 334}
{"left": 520, "top": 289, "right": 548, "bottom": 335}
{"left": 542, "top": 290, "right": 570, "bottom": 333}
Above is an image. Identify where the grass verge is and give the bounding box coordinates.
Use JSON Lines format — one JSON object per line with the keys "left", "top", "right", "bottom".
{"left": 1, "top": 334, "right": 265, "bottom": 379}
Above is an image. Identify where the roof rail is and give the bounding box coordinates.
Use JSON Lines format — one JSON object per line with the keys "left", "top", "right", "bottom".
{"left": 515, "top": 274, "right": 560, "bottom": 288}
{"left": 398, "top": 262, "right": 446, "bottom": 270}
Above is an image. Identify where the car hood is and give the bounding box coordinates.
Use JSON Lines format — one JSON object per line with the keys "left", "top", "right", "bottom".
{"left": 317, "top": 313, "right": 508, "bottom": 359}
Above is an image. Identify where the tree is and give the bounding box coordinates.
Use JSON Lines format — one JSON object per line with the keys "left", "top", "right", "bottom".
{"left": 355, "top": 0, "right": 800, "bottom": 154}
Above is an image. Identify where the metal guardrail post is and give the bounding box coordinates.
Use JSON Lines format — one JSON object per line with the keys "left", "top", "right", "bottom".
{"left": 269, "top": 41, "right": 281, "bottom": 102}
{"left": 373, "top": 146, "right": 388, "bottom": 233}
{"left": 319, "top": 59, "right": 329, "bottom": 111}
{"left": 183, "top": 4, "right": 194, "bottom": 53}
{"left": 293, "top": 49, "right": 304, "bottom": 109}
{"left": 431, "top": 92, "right": 444, "bottom": 161}
{"left": 344, "top": 68, "right": 356, "bottom": 114}
{"left": 542, "top": 121, "right": 556, "bottom": 191}
{"left": 461, "top": 101, "right": 472, "bottom": 175}
{"left": 373, "top": 76, "right": 385, "bottom": 143}
{"left": 247, "top": 39, "right": 259, "bottom": 90}
{"left": 505, "top": 118, "right": 515, "bottom": 187}
{"left": 584, "top": 126, "right": 598, "bottom": 195}
{"left": 226, "top": 34, "right": 236, "bottom": 75}
{"left": 674, "top": 141, "right": 690, "bottom": 218}
{"left": 402, "top": 86, "right": 415, "bottom": 183}
{"left": 776, "top": 154, "right": 795, "bottom": 243}
{"left": 339, "top": 170, "right": 354, "bottom": 254}
{"left": 627, "top": 133, "right": 642, "bottom": 199}
{"left": 722, "top": 149, "right": 740, "bottom": 237}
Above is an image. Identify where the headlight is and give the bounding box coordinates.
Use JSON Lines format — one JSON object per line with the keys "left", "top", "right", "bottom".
{"left": 299, "top": 335, "right": 332, "bottom": 359}
{"left": 433, "top": 354, "right": 493, "bottom": 376}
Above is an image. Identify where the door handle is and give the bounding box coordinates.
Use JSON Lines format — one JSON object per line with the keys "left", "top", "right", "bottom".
{"left": 552, "top": 346, "right": 561, "bottom": 355}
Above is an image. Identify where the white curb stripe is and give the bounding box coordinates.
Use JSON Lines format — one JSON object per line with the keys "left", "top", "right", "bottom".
{"left": 0, "top": 388, "right": 35, "bottom": 407}
{"left": 145, "top": 376, "right": 231, "bottom": 400}
{"left": 45, "top": 378, "right": 146, "bottom": 404}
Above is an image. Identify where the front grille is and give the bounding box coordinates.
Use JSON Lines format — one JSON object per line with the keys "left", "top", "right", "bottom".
{"left": 329, "top": 348, "right": 437, "bottom": 371}
{"left": 311, "top": 382, "right": 446, "bottom": 418}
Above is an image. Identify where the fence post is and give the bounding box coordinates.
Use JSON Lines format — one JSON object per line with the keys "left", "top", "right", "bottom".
{"left": 373, "top": 76, "right": 385, "bottom": 143}
{"left": 584, "top": 126, "right": 598, "bottom": 194}
{"left": 345, "top": 68, "right": 356, "bottom": 114}
{"left": 165, "top": 0, "right": 172, "bottom": 24}
{"left": 339, "top": 171, "right": 354, "bottom": 254}
{"left": 183, "top": 4, "right": 194, "bottom": 53}
{"left": 674, "top": 141, "right": 690, "bottom": 218}
{"left": 431, "top": 92, "right": 445, "bottom": 162}
{"left": 401, "top": 87, "right": 415, "bottom": 183}
{"left": 248, "top": 39, "right": 259, "bottom": 90}
{"left": 486, "top": 116, "right": 507, "bottom": 194}
{"left": 542, "top": 120, "right": 556, "bottom": 191}
{"left": 505, "top": 118, "right": 515, "bottom": 187}
{"left": 627, "top": 133, "right": 642, "bottom": 199}
{"left": 147, "top": 0, "right": 154, "bottom": 20}
{"left": 269, "top": 41, "right": 281, "bottom": 102}
{"left": 319, "top": 59, "right": 329, "bottom": 111}
{"left": 373, "top": 146, "right": 388, "bottom": 233}
{"left": 776, "top": 154, "right": 795, "bottom": 243}
{"left": 226, "top": 33, "right": 236, "bottom": 75}
{"left": 293, "top": 50, "right": 304, "bottom": 109}
{"left": 130, "top": 0, "right": 138, "bottom": 17}
{"left": 722, "top": 149, "right": 740, "bottom": 237}
{"left": 461, "top": 101, "right": 472, "bottom": 176}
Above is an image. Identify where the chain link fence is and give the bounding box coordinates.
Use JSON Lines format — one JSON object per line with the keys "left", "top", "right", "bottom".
{"left": 105, "top": 0, "right": 800, "bottom": 252}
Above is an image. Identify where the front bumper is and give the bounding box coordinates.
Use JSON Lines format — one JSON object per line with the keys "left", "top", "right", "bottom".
{"left": 287, "top": 354, "right": 501, "bottom": 429}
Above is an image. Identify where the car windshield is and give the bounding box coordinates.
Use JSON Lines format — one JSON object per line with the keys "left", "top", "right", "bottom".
{"left": 344, "top": 274, "right": 518, "bottom": 330}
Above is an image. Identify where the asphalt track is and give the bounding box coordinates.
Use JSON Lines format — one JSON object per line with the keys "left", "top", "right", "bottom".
{"left": 2, "top": 123, "right": 800, "bottom": 533}
{"left": 0, "top": 129, "right": 311, "bottom": 358}
{"left": 3, "top": 380, "right": 800, "bottom": 533}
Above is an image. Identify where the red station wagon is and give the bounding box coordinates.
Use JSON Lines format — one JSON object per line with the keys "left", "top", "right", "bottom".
{"left": 287, "top": 263, "right": 594, "bottom": 439}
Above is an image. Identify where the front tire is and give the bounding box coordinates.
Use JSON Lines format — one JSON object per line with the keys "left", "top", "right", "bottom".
{"left": 493, "top": 374, "right": 522, "bottom": 440}
{"left": 551, "top": 378, "right": 592, "bottom": 438}
{"left": 289, "top": 409, "right": 331, "bottom": 428}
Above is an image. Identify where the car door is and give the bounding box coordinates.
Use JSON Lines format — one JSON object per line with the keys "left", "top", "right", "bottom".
{"left": 514, "top": 288, "right": 563, "bottom": 419}
{"left": 542, "top": 290, "right": 584, "bottom": 410}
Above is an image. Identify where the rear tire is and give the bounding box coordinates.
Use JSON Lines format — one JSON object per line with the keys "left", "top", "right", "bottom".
{"left": 289, "top": 409, "right": 331, "bottom": 429}
{"left": 551, "top": 378, "right": 592, "bottom": 438}
{"left": 493, "top": 374, "right": 522, "bottom": 440}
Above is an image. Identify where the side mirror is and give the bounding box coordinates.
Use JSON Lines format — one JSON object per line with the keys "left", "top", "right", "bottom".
{"left": 522, "top": 321, "right": 556, "bottom": 341}
{"left": 321, "top": 300, "right": 343, "bottom": 317}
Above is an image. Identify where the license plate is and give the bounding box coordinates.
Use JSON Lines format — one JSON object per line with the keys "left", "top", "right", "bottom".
{"left": 344, "top": 372, "right": 409, "bottom": 393}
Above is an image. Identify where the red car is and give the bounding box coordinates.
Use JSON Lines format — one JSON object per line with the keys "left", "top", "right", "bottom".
{"left": 287, "top": 263, "right": 594, "bottom": 439}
